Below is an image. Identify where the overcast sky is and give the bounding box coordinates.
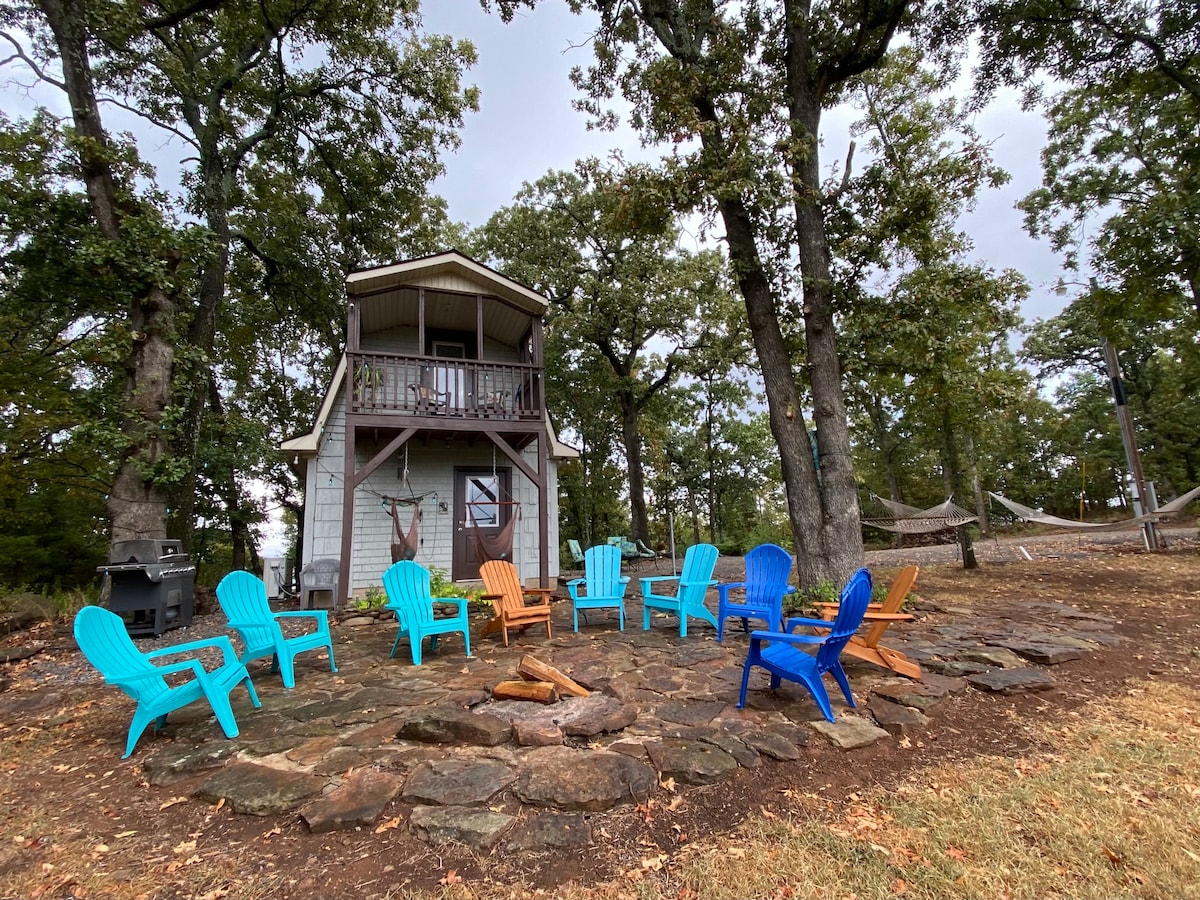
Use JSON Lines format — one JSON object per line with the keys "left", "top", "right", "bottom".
{"left": 2, "top": 1, "right": 1069, "bottom": 323}
{"left": 424, "top": 1, "right": 1068, "bottom": 324}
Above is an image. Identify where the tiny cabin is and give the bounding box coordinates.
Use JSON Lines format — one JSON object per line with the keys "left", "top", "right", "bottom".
{"left": 281, "top": 251, "right": 577, "bottom": 602}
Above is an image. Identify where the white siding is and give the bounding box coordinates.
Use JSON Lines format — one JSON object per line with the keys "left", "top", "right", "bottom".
{"left": 304, "top": 391, "right": 564, "bottom": 594}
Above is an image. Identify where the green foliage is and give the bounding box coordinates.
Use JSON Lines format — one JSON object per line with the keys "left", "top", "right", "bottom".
{"left": 352, "top": 585, "right": 388, "bottom": 612}
{"left": 429, "top": 567, "right": 473, "bottom": 601}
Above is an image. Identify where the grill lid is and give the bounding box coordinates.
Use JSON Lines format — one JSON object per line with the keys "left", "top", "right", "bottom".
{"left": 108, "top": 539, "right": 187, "bottom": 565}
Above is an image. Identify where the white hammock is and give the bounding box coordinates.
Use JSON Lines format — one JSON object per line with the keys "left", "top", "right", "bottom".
{"left": 988, "top": 485, "right": 1200, "bottom": 532}
{"left": 862, "top": 496, "right": 979, "bottom": 534}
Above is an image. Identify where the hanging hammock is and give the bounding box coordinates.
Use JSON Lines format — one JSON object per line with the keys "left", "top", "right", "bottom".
{"left": 861, "top": 495, "right": 979, "bottom": 534}
{"left": 469, "top": 500, "right": 520, "bottom": 563}
{"left": 988, "top": 485, "right": 1200, "bottom": 532}
{"left": 390, "top": 499, "right": 421, "bottom": 563}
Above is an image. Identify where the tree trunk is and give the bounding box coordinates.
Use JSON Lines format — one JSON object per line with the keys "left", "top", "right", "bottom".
{"left": 619, "top": 390, "right": 651, "bottom": 543}
{"left": 938, "top": 395, "right": 977, "bottom": 569}
{"left": 171, "top": 161, "right": 233, "bottom": 550}
{"left": 40, "top": 0, "right": 178, "bottom": 546}
{"left": 963, "top": 431, "right": 991, "bottom": 535}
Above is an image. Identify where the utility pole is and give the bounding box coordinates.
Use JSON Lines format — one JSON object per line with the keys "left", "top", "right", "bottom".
{"left": 1102, "top": 340, "right": 1159, "bottom": 550}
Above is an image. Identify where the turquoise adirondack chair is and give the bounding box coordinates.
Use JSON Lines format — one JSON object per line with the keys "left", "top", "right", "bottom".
{"left": 566, "top": 543, "right": 630, "bottom": 631}
{"left": 215, "top": 571, "right": 338, "bottom": 689}
{"left": 73, "top": 605, "right": 261, "bottom": 758}
{"left": 716, "top": 543, "right": 796, "bottom": 642}
{"left": 737, "top": 568, "right": 873, "bottom": 721}
{"left": 380, "top": 560, "right": 472, "bottom": 665}
{"left": 640, "top": 543, "right": 720, "bottom": 637}
{"left": 566, "top": 539, "right": 586, "bottom": 566}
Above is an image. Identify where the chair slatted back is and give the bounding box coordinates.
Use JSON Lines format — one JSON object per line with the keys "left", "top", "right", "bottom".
{"left": 215, "top": 571, "right": 276, "bottom": 649}
{"left": 742, "top": 543, "right": 793, "bottom": 605}
{"left": 862, "top": 565, "right": 919, "bottom": 648}
{"left": 74, "top": 606, "right": 169, "bottom": 703}
{"left": 815, "top": 568, "right": 873, "bottom": 670}
{"left": 381, "top": 560, "right": 435, "bottom": 629}
{"left": 479, "top": 559, "right": 526, "bottom": 617}
{"left": 583, "top": 544, "right": 624, "bottom": 597}
{"left": 678, "top": 543, "right": 719, "bottom": 608}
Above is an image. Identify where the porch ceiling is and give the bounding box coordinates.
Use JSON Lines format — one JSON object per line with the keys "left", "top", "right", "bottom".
{"left": 358, "top": 287, "right": 531, "bottom": 348}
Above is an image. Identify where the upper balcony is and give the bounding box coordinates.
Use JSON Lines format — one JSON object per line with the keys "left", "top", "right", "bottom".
{"left": 348, "top": 350, "right": 543, "bottom": 420}
{"left": 343, "top": 252, "right": 548, "bottom": 427}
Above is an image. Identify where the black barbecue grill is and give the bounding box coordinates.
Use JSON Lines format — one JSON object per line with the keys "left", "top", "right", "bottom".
{"left": 97, "top": 539, "right": 196, "bottom": 636}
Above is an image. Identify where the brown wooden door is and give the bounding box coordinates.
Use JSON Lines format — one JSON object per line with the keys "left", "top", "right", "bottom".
{"left": 453, "top": 467, "right": 512, "bottom": 581}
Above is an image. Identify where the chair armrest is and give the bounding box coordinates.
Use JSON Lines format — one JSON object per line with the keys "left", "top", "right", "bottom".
{"left": 480, "top": 593, "right": 503, "bottom": 602}
{"left": 523, "top": 587, "right": 555, "bottom": 595}
{"left": 639, "top": 576, "right": 679, "bottom": 585}
{"left": 717, "top": 582, "right": 747, "bottom": 601}
{"left": 110, "top": 658, "right": 206, "bottom": 687}
{"left": 146, "top": 635, "right": 238, "bottom": 666}
{"left": 619, "top": 576, "right": 631, "bottom": 585}
{"left": 566, "top": 578, "right": 584, "bottom": 588}
{"left": 750, "top": 630, "right": 829, "bottom": 647}
{"left": 860, "top": 611, "right": 915, "bottom": 622}
{"left": 274, "top": 610, "right": 329, "bottom": 625}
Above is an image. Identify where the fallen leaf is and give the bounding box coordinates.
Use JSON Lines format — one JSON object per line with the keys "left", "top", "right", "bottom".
{"left": 159, "top": 797, "right": 188, "bottom": 811}
{"left": 173, "top": 839, "right": 197, "bottom": 855}
{"left": 114, "top": 831, "right": 137, "bottom": 838}
{"left": 438, "top": 869, "right": 463, "bottom": 886}
{"left": 374, "top": 815, "right": 401, "bottom": 834}
{"left": 659, "top": 776, "right": 676, "bottom": 793}
{"left": 260, "top": 827, "right": 281, "bottom": 840}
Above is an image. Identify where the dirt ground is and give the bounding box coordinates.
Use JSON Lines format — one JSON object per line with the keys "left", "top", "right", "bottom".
{"left": 1, "top": 527, "right": 1198, "bottom": 899}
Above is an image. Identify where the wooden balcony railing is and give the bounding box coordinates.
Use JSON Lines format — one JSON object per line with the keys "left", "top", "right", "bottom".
{"left": 348, "top": 351, "right": 543, "bottom": 421}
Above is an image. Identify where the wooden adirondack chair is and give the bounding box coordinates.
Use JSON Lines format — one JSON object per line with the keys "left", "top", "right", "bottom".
{"left": 640, "top": 543, "right": 719, "bottom": 637}
{"left": 380, "top": 560, "right": 471, "bottom": 665}
{"left": 215, "top": 571, "right": 338, "bottom": 689}
{"left": 814, "top": 564, "right": 921, "bottom": 679}
{"left": 478, "top": 559, "right": 554, "bottom": 646}
{"left": 566, "top": 543, "right": 630, "bottom": 631}
{"left": 716, "top": 542, "right": 796, "bottom": 642}
{"left": 73, "top": 605, "right": 261, "bottom": 757}
{"left": 737, "top": 568, "right": 873, "bottom": 721}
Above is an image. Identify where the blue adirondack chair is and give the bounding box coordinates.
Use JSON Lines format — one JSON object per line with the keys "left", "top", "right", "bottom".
{"left": 215, "top": 571, "right": 338, "bottom": 689}
{"left": 380, "top": 560, "right": 472, "bottom": 665}
{"left": 566, "top": 543, "right": 630, "bottom": 631}
{"left": 716, "top": 543, "right": 796, "bottom": 642}
{"left": 73, "top": 605, "right": 261, "bottom": 758}
{"left": 640, "top": 543, "right": 720, "bottom": 637}
{"left": 566, "top": 539, "right": 586, "bottom": 566}
{"left": 737, "top": 568, "right": 873, "bottom": 721}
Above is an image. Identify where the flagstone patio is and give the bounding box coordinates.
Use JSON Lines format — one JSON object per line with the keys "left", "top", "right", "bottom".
{"left": 82, "top": 585, "right": 1119, "bottom": 853}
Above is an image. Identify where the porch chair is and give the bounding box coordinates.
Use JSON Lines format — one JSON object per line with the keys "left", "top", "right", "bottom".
{"left": 640, "top": 543, "right": 720, "bottom": 637}
{"left": 215, "top": 571, "right": 338, "bottom": 689}
{"left": 716, "top": 542, "right": 796, "bottom": 642}
{"left": 380, "top": 560, "right": 471, "bottom": 665}
{"left": 73, "top": 605, "right": 261, "bottom": 758}
{"left": 737, "top": 567, "right": 873, "bottom": 721}
{"left": 814, "top": 564, "right": 922, "bottom": 679}
{"left": 478, "top": 559, "right": 554, "bottom": 647}
{"left": 298, "top": 557, "right": 340, "bottom": 610}
{"left": 566, "top": 543, "right": 630, "bottom": 631}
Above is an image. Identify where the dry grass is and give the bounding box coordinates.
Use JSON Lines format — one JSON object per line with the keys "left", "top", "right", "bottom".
{"left": 430, "top": 678, "right": 1200, "bottom": 900}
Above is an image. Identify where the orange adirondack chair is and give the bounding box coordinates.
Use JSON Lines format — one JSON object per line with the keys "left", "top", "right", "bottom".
{"left": 815, "top": 564, "right": 921, "bottom": 679}
{"left": 478, "top": 560, "right": 554, "bottom": 647}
